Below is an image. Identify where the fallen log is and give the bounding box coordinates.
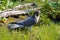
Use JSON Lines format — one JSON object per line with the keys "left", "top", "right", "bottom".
{"left": 0, "top": 2, "right": 37, "bottom": 13}
{"left": 0, "top": 10, "right": 29, "bottom": 18}
{"left": 13, "top": 2, "right": 38, "bottom": 10}
{"left": 0, "top": 8, "right": 40, "bottom": 18}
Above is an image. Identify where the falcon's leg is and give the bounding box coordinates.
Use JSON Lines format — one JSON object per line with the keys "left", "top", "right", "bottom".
{"left": 28, "top": 26, "right": 33, "bottom": 31}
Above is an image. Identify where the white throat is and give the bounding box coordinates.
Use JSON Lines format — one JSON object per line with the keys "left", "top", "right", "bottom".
{"left": 35, "top": 15, "right": 40, "bottom": 23}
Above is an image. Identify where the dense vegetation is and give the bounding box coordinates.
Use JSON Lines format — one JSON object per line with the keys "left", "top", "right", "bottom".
{"left": 0, "top": 0, "right": 60, "bottom": 40}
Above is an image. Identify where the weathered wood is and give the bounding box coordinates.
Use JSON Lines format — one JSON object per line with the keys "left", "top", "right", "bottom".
{"left": 0, "top": 2, "right": 37, "bottom": 13}
{"left": 0, "top": 2, "right": 38, "bottom": 18}
{"left": 0, "top": 10, "right": 28, "bottom": 17}
{"left": 0, "top": 8, "right": 40, "bottom": 18}
{"left": 12, "top": 2, "right": 37, "bottom": 10}
{"left": 0, "top": 2, "right": 37, "bottom": 12}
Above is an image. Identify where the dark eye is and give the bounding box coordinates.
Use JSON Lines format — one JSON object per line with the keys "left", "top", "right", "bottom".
{"left": 36, "top": 13, "right": 39, "bottom": 16}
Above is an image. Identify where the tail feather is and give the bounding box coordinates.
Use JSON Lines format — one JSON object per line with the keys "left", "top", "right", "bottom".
{"left": 8, "top": 24, "right": 24, "bottom": 30}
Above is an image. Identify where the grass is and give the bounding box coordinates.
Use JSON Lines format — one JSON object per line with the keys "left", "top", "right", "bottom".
{"left": 0, "top": 22, "right": 60, "bottom": 40}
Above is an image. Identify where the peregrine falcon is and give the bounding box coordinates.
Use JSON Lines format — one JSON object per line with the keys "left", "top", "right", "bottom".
{"left": 7, "top": 10, "right": 40, "bottom": 30}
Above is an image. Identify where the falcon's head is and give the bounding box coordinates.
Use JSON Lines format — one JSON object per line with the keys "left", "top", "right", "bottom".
{"left": 33, "top": 10, "right": 41, "bottom": 23}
